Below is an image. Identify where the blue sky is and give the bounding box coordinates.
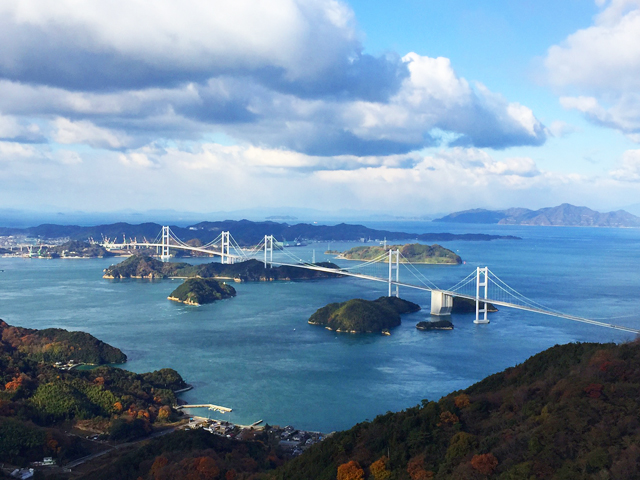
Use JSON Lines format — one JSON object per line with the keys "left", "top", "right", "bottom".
{"left": 1, "top": 0, "right": 639, "bottom": 216}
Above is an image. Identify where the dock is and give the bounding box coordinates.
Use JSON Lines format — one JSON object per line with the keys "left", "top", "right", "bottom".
{"left": 177, "top": 404, "right": 232, "bottom": 413}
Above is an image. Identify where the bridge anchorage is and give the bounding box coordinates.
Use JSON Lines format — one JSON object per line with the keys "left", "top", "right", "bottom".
{"left": 99, "top": 226, "right": 640, "bottom": 334}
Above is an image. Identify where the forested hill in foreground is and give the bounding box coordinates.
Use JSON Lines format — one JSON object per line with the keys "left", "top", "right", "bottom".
{"left": 272, "top": 340, "right": 640, "bottom": 479}
{"left": 0, "top": 220, "right": 520, "bottom": 246}
{"left": 74, "top": 339, "right": 640, "bottom": 480}
{"left": 435, "top": 203, "right": 640, "bottom": 227}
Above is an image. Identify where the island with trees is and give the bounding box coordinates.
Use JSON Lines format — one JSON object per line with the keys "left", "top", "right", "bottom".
{"left": 337, "top": 243, "right": 462, "bottom": 264}
{"left": 416, "top": 319, "right": 454, "bottom": 330}
{"left": 451, "top": 297, "right": 498, "bottom": 313}
{"left": 168, "top": 278, "right": 237, "bottom": 306}
{"left": 40, "top": 240, "right": 114, "bottom": 258}
{"left": 0, "top": 319, "right": 126, "bottom": 364}
{"left": 103, "top": 255, "right": 342, "bottom": 282}
{"left": 308, "top": 296, "right": 421, "bottom": 333}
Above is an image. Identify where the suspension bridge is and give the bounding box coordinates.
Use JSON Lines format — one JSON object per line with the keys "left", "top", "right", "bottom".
{"left": 101, "top": 227, "right": 640, "bottom": 335}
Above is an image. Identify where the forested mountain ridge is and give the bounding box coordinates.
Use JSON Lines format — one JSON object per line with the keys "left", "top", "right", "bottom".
{"left": 0, "top": 219, "right": 520, "bottom": 246}
{"left": 271, "top": 340, "right": 640, "bottom": 479}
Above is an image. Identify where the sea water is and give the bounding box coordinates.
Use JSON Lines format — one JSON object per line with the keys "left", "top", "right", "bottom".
{"left": 1, "top": 222, "right": 639, "bottom": 432}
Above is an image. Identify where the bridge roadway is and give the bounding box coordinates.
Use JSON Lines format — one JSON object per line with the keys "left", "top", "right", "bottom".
{"left": 272, "top": 261, "right": 640, "bottom": 335}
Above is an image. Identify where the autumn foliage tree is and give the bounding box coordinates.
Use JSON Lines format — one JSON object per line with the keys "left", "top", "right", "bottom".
{"left": 471, "top": 453, "right": 498, "bottom": 475}
{"left": 454, "top": 394, "right": 470, "bottom": 409}
{"left": 337, "top": 460, "right": 364, "bottom": 480}
{"left": 407, "top": 455, "right": 434, "bottom": 480}
{"left": 369, "top": 456, "right": 391, "bottom": 480}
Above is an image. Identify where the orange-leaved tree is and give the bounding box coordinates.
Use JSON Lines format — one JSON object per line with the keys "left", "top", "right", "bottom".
{"left": 454, "top": 393, "right": 470, "bottom": 409}
{"left": 337, "top": 460, "right": 365, "bottom": 480}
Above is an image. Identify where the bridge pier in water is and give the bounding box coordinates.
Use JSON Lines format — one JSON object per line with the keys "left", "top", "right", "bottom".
{"left": 430, "top": 291, "right": 453, "bottom": 315}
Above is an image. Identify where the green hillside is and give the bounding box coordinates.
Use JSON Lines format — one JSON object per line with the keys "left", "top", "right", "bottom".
{"left": 341, "top": 244, "right": 462, "bottom": 264}
{"left": 168, "top": 278, "right": 237, "bottom": 305}
{"left": 309, "top": 297, "right": 421, "bottom": 333}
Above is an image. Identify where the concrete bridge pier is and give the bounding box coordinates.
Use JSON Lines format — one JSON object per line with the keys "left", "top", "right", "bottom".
{"left": 430, "top": 290, "right": 453, "bottom": 316}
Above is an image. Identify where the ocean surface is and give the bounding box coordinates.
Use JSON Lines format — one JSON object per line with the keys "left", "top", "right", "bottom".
{"left": 1, "top": 221, "right": 639, "bottom": 432}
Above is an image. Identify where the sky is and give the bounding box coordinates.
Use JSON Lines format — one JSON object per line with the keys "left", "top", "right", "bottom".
{"left": 1, "top": 0, "right": 640, "bottom": 217}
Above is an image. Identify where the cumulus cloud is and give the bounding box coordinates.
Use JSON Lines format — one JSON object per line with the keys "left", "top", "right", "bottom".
{"left": 0, "top": 0, "right": 401, "bottom": 100}
{"left": 610, "top": 149, "right": 640, "bottom": 181}
{"left": 53, "top": 118, "right": 133, "bottom": 149}
{"left": 546, "top": 0, "right": 640, "bottom": 138}
{"left": 0, "top": 1, "right": 547, "bottom": 157}
{"left": 0, "top": 112, "right": 44, "bottom": 142}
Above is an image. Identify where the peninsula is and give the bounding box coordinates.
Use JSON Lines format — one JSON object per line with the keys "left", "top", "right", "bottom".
{"left": 40, "top": 240, "right": 115, "bottom": 258}
{"left": 0, "top": 320, "right": 188, "bottom": 468}
{"left": 168, "top": 278, "right": 237, "bottom": 306}
{"left": 338, "top": 243, "right": 462, "bottom": 264}
{"left": 308, "top": 296, "right": 421, "bottom": 333}
{"left": 0, "top": 319, "right": 126, "bottom": 364}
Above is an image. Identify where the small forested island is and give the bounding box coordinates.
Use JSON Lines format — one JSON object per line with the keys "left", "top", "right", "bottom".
{"left": 41, "top": 240, "right": 114, "bottom": 258}
{"left": 416, "top": 319, "right": 454, "bottom": 330}
{"left": 451, "top": 297, "right": 498, "bottom": 313}
{"left": 0, "top": 320, "right": 188, "bottom": 467}
{"left": 308, "top": 296, "right": 421, "bottom": 333}
{"left": 0, "top": 319, "right": 126, "bottom": 364}
{"left": 339, "top": 243, "right": 462, "bottom": 264}
{"left": 104, "top": 255, "right": 342, "bottom": 282}
{"left": 168, "top": 278, "right": 237, "bottom": 306}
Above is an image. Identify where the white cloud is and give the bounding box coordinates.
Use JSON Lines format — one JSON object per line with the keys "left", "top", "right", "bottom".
{"left": 0, "top": 112, "right": 42, "bottom": 141}
{"left": 545, "top": 0, "right": 640, "bottom": 92}
{"left": 55, "top": 150, "right": 83, "bottom": 165}
{"left": 610, "top": 149, "right": 640, "bottom": 181}
{"left": 0, "top": 0, "right": 358, "bottom": 86}
{"left": 547, "top": 120, "right": 579, "bottom": 138}
{"left": 546, "top": 1, "right": 640, "bottom": 137}
{"left": 0, "top": 1, "right": 547, "bottom": 156}
{"left": 53, "top": 118, "right": 132, "bottom": 149}
{"left": 0, "top": 141, "right": 42, "bottom": 160}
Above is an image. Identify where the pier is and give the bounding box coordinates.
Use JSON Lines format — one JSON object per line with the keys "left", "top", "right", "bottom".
{"left": 177, "top": 404, "right": 232, "bottom": 413}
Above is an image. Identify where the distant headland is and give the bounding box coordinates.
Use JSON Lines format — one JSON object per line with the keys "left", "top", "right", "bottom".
{"left": 435, "top": 203, "right": 640, "bottom": 228}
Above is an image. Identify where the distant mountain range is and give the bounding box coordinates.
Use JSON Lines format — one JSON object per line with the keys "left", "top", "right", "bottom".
{"left": 434, "top": 203, "right": 640, "bottom": 227}
{"left": 0, "top": 219, "right": 520, "bottom": 245}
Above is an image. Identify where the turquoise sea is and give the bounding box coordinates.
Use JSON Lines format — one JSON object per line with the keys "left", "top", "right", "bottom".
{"left": 1, "top": 221, "right": 639, "bottom": 432}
